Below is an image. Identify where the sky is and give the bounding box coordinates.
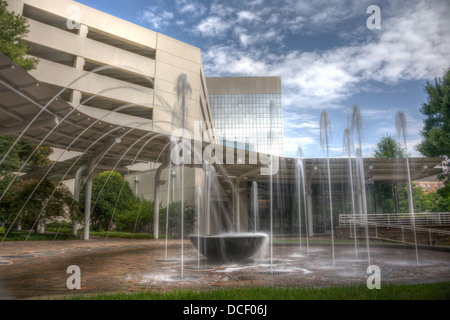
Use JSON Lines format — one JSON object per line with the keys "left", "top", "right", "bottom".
{"left": 76, "top": 0, "right": 450, "bottom": 158}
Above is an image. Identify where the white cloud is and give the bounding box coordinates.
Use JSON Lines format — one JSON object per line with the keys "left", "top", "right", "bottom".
{"left": 191, "top": 0, "right": 449, "bottom": 157}
{"left": 210, "top": 3, "right": 236, "bottom": 17}
{"left": 237, "top": 10, "right": 258, "bottom": 22}
{"left": 138, "top": 8, "right": 174, "bottom": 30}
{"left": 175, "top": 0, "right": 207, "bottom": 17}
{"left": 195, "top": 16, "right": 231, "bottom": 38}
{"left": 283, "top": 136, "right": 317, "bottom": 157}
{"left": 203, "top": 1, "right": 450, "bottom": 111}
{"left": 203, "top": 45, "right": 268, "bottom": 75}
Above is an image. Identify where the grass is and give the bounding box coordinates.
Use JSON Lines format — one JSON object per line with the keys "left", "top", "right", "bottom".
{"left": 0, "top": 226, "right": 154, "bottom": 241}
{"left": 0, "top": 230, "right": 78, "bottom": 241}
{"left": 89, "top": 231, "right": 154, "bottom": 239}
{"left": 67, "top": 282, "right": 450, "bottom": 300}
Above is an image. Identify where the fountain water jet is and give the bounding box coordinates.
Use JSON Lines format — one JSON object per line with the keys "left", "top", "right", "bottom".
{"left": 343, "top": 127, "right": 358, "bottom": 260}
{"left": 320, "top": 110, "right": 335, "bottom": 266}
{"left": 251, "top": 181, "right": 259, "bottom": 232}
{"left": 396, "top": 111, "right": 419, "bottom": 264}
{"left": 177, "top": 75, "right": 191, "bottom": 279}
{"left": 351, "top": 105, "right": 371, "bottom": 265}
{"left": 296, "top": 147, "right": 310, "bottom": 256}
{"left": 164, "top": 164, "right": 173, "bottom": 261}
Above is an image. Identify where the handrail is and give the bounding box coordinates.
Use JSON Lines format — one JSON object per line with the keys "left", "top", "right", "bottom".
{"left": 339, "top": 213, "right": 450, "bottom": 227}
{"left": 345, "top": 219, "right": 450, "bottom": 245}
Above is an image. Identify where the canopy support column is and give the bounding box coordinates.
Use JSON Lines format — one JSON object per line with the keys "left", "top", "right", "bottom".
{"left": 72, "top": 164, "right": 87, "bottom": 236}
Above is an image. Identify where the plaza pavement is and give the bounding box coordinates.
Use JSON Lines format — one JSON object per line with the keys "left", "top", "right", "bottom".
{"left": 0, "top": 237, "right": 449, "bottom": 299}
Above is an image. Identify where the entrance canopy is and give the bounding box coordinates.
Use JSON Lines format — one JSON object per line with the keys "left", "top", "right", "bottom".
{"left": 222, "top": 156, "right": 444, "bottom": 186}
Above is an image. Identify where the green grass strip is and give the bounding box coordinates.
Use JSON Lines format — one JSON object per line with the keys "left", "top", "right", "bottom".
{"left": 0, "top": 231, "right": 78, "bottom": 241}
{"left": 68, "top": 282, "right": 450, "bottom": 300}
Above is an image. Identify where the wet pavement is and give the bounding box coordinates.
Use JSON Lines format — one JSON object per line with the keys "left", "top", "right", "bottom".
{"left": 0, "top": 237, "right": 449, "bottom": 299}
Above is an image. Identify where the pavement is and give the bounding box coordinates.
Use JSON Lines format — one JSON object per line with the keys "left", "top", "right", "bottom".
{"left": 0, "top": 237, "right": 449, "bottom": 299}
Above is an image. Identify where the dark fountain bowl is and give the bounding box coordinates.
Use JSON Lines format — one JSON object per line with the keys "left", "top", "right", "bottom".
{"left": 189, "top": 233, "right": 268, "bottom": 263}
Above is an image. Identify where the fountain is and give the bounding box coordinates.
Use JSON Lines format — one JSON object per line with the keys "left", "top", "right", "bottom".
{"left": 188, "top": 161, "right": 268, "bottom": 263}
{"left": 189, "top": 233, "right": 268, "bottom": 263}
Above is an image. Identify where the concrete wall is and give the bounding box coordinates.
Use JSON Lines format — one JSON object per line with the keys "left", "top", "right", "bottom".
{"left": 125, "top": 166, "right": 203, "bottom": 207}
{"left": 206, "top": 76, "right": 282, "bottom": 94}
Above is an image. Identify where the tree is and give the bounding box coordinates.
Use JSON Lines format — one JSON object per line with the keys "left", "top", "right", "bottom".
{"left": 415, "top": 68, "right": 450, "bottom": 209}
{"left": 0, "top": 0, "right": 49, "bottom": 175}
{"left": 159, "top": 201, "right": 195, "bottom": 238}
{"left": 416, "top": 68, "right": 450, "bottom": 158}
{"left": 0, "top": 136, "right": 52, "bottom": 173}
{"left": 0, "top": 178, "right": 81, "bottom": 232}
{"left": 0, "top": 0, "right": 38, "bottom": 70}
{"left": 114, "top": 197, "right": 154, "bottom": 233}
{"left": 0, "top": 0, "right": 50, "bottom": 221}
{"left": 373, "top": 133, "right": 406, "bottom": 158}
{"left": 373, "top": 133, "right": 406, "bottom": 213}
{"left": 80, "top": 171, "right": 135, "bottom": 231}
{"left": 0, "top": 137, "right": 53, "bottom": 207}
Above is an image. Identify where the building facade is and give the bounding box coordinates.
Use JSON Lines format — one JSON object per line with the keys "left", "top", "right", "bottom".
{"left": 3, "top": 0, "right": 444, "bottom": 241}
{"left": 415, "top": 176, "right": 446, "bottom": 193}
{"left": 206, "top": 77, "right": 284, "bottom": 156}
{"left": 6, "top": 0, "right": 217, "bottom": 142}
{"left": 4, "top": 0, "right": 219, "bottom": 238}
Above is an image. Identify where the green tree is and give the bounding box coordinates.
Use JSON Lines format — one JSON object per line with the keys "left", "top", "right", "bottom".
{"left": 416, "top": 68, "right": 450, "bottom": 158}
{"left": 415, "top": 68, "right": 450, "bottom": 210}
{"left": 373, "top": 133, "right": 406, "bottom": 213}
{"left": 0, "top": 0, "right": 50, "bottom": 223}
{"left": 0, "top": 0, "right": 38, "bottom": 70}
{"left": 0, "top": 137, "right": 53, "bottom": 208}
{"left": 0, "top": 178, "right": 81, "bottom": 232}
{"left": 0, "top": 136, "right": 52, "bottom": 173}
{"left": 373, "top": 133, "right": 406, "bottom": 158}
{"left": 114, "top": 197, "right": 154, "bottom": 233}
{"left": 159, "top": 201, "right": 195, "bottom": 239}
{"left": 80, "top": 171, "right": 135, "bottom": 231}
{"left": 396, "top": 182, "right": 441, "bottom": 213}
{"left": 372, "top": 133, "right": 447, "bottom": 213}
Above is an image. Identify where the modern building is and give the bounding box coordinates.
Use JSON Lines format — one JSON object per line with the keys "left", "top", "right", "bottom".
{"left": 4, "top": 0, "right": 219, "bottom": 239}
{"left": 5, "top": 0, "right": 217, "bottom": 141}
{"left": 206, "top": 77, "right": 284, "bottom": 156}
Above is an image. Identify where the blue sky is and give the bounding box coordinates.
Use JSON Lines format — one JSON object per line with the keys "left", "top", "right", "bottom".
{"left": 76, "top": 0, "right": 450, "bottom": 158}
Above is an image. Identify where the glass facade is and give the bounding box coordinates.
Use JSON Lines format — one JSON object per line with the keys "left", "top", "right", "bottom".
{"left": 209, "top": 93, "right": 284, "bottom": 156}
